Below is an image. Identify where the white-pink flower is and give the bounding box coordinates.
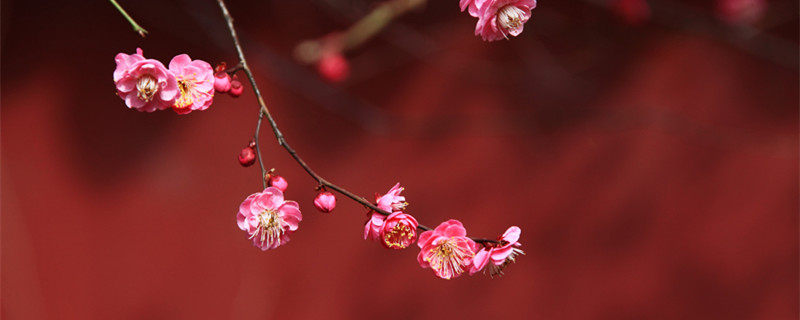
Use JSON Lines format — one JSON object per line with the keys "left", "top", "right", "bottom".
{"left": 473, "top": 0, "right": 537, "bottom": 42}
{"left": 169, "top": 54, "right": 215, "bottom": 115}
{"left": 113, "top": 48, "right": 178, "bottom": 112}
{"left": 417, "top": 219, "right": 478, "bottom": 279}
{"left": 469, "top": 226, "right": 524, "bottom": 277}
{"left": 237, "top": 187, "right": 302, "bottom": 251}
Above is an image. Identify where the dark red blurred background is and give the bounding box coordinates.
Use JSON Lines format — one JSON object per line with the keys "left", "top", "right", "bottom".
{"left": 2, "top": 0, "right": 798, "bottom": 319}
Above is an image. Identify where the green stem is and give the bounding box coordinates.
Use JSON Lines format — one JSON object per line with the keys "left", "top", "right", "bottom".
{"left": 110, "top": 0, "right": 148, "bottom": 38}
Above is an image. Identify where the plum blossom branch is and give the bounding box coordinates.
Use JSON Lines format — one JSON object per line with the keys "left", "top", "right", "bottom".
{"left": 109, "top": 0, "right": 148, "bottom": 38}
{"left": 216, "top": 0, "right": 507, "bottom": 244}
{"left": 294, "top": 0, "right": 428, "bottom": 65}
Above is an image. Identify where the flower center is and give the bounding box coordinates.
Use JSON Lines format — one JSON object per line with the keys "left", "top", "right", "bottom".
{"left": 249, "top": 209, "right": 284, "bottom": 248}
{"left": 174, "top": 74, "right": 210, "bottom": 109}
{"left": 425, "top": 239, "right": 472, "bottom": 279}
{"left": 391, "top": 201, "right": 408, "bottom": 212}
{"left": 383, "top": 222, "right": 414, "bottom": 249}
{"left": 496, "top": 5, "right": 526, "bottom": 32}
{"left": 136, "top": 75, "right": 159, "bottom": 102}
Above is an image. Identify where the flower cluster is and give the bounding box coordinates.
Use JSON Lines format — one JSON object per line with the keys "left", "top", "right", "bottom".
{"left": 460, "top": 0, "right": 537, "bottom": 42}
{"left": 359, "top": 184, "right": 523, "bottom": 279}
{"left": 114, "top": 48, "right": 222, "bottom": 114}
{"left": 364, "top": 183, "right": 419, "bottom": 250}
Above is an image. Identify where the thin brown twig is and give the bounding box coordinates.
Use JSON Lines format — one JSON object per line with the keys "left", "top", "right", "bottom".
{"left": 217, "top": 0, "right": 504, "bottom": 244}
{"left": 294, "top": 0, "right": 428, "bottom": 65}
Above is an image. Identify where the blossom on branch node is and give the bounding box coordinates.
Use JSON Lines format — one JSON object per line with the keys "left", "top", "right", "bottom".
{"left": 417, "top": 219, "right": 478, "bottom": 279}
{"left": 470, "top": 226, "right": 524, "bottom": 277}
{"left": 214, "top": 62, "right": 232, "bottom": 93}
{"left": 237, "top": 187, "right": 302, "bottom": 251}
{"left": 114, "top": 48, "right": 178, "bottom": 112}
{"left": 314, "top": 191, "right": 336, "bottom": 213}
{"left": 267, "top": 174, "right": 288, "bottom": 192}
{"left": 229, "top": 76, "right": 244, "bottom": 97}
{"left": 168, "top": 54, "right": 215, "bottom": 115}
{"left": 467, "top": 0, "right": 537, "bottom": 42}
{"left": 380, "top": 211, "right": 418, "bottom": 249}
{"left": 238, "top": 145, "right": 256, "bottom": 167}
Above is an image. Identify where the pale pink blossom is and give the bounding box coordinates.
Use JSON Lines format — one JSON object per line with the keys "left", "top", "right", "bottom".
{"left": 474, "top": 0, "right": 537, "bottom": 42}
{"left": 470, "top": 226, "right": 524, "bottom": 277}
{"left": 380, "top": 211, "right": 419, "bottom": 249}
{"left": 376, "top": 183, "right": 408, "bottom": 213}
{"left": 168, "top": 54, "right": 215, "bottom": 115}
{"left": 237, "top": 187, "right": 302, "bottom": 251}
{"left": 114, "top": 48, "right": 178, "bottom": 112}
{"left": 417, "top": 219, "right": 478, "bottom": 279}
{"left": 313, "top": 191, "right": 337, "bottom": 213}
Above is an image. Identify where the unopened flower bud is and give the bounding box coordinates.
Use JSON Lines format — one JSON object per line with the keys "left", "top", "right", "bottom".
{"left": 229, "top": 77, "right": 243, "bottom": 97}
{"left": 314, "top": 191, "right": 336, "bottom": 213}
{"left": 316, "top": 53, "right": 349, "bottom": 83}
{"left": 214, "top": 72, "right": 231, "bottom": 93}
{"left": 267, "top": 174, "right": 288, "bottom": 192}
{"left": 238, "top": 146, "right": 256, "bottom": 167}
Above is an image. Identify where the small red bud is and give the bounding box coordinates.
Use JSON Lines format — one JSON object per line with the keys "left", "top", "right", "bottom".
{"left": 316, "top": 53, "right": 349, "bottom": 83}
{"left": 238, "top": 146, "right": 256, "bottom": 167}
{"left": 229, "top": 76, "right": 243, "bottom": 97}
{"left": 314, "top": 191, "right": 336, "bottom": 213}
{"left": 267, "top": 175, "right": 288, "bottom": 192}
{"left": 214, "top": 72, "right": 231, "bottom": 93}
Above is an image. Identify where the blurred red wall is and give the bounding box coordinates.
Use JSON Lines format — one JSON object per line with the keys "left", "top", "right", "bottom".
{"left": 2, "top": 0, "right": 798, "bottom": 319}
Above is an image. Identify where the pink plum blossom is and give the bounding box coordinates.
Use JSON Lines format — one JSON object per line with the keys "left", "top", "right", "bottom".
{"left": 376, "top": 183, "right": 407, "bottom": 213}
{"left": 114, "top": 48, "right": 178, "bottom": 112}
{"left": 380, "top": 211, "right": 419, "bottom": 249}
{"left": 168, "top": 54, "right": 215, "bottom": 115}
{"left": 237, "top": 187, "right": 302, "bottom": 251}
{"left": 417, "top": 219, "right": 478, "bottom": 279}
{"left": 365, "top": 183, "right": 409, "bottom": 241}
{"left": 470, "top": 226, "right": 524, "bottom": 277}
{"left": 314, "top": 191, "right": 337, "bottom": 213}
{"left": 473, "top": 0, "right": 537, "bottom": 42}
